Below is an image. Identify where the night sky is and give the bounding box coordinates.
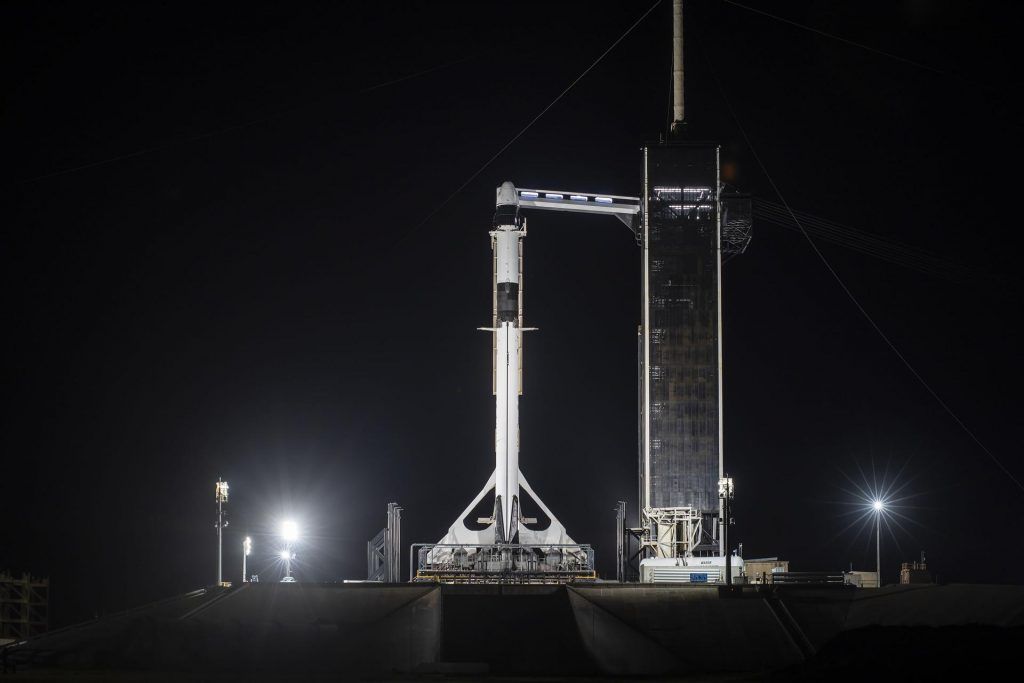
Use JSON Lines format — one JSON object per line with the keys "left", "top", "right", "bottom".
{"left": 4, "top": 1, "right": 1022, "bottom": 627}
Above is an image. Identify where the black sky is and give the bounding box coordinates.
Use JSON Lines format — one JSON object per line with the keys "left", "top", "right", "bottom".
{"left": 3, "top": 0, "right": 1023, "bottom": 627}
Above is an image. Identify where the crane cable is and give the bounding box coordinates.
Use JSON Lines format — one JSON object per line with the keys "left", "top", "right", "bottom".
{"left": 719, "top": 0, "right": 949, "bottom": 78}
{"left": 753, "top": 200, "right": 1003, "bottom": 286}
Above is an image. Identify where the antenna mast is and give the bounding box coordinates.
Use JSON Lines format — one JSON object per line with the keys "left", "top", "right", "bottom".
{"left": 670, "top": 0, "right": 684, "bottom": 135}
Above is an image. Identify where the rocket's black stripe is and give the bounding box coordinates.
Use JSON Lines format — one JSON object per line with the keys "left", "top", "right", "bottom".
{"left": 496, "top": 282, "right": 518, "bottom": 322}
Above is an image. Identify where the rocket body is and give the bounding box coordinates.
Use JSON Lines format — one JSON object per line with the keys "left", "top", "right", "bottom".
{"left": 432, "top": 180, "right": 586, "bottom": 557}
{"left": 493, "top": 316, "right": 520, "bottom": 543}
{"left": 492, "top": 181, "right": 523, "bottom": 544}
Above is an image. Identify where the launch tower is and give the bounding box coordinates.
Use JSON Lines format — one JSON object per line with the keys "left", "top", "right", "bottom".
{"left": 639, "top": 143, "right": 724, "bottom": 557}
{"left": 632, "top": 1, "right": 751, "bottom": 583}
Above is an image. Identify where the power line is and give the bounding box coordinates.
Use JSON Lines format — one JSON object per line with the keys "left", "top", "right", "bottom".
{"left": 705, "top": 46, "right": 1024, "bottom": 494}
{"left": 395, "top": 0, "right": 663, "bottom": 243}
{"left": 753, "top": 199, "right": 1002, "bottom": 285}
{"left": 19, "top": 57, "right": 472, "bottom": 185}
{"left": 719, "top": 0, "right": 949, "bottom": 77}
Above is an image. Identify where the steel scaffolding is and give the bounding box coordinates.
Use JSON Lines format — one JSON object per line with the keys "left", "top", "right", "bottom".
{"left": 0, "top": 572, "right": 48, "bottom": 642}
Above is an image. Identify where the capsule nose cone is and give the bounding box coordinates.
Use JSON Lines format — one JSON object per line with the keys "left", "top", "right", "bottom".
{"left": 495, "top": 181, "right": 518, "bottom": 207}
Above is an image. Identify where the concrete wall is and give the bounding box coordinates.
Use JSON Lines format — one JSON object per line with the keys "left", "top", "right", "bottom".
{"left": 8, "top": 582, "right": 1024, "bottom": 678}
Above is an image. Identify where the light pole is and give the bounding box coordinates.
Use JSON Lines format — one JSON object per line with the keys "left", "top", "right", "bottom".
{"left": 718, "top": 476, "right": 735, "bottom": 585}
{"left": 215, "top": 479, "right": 229, "bottom": 585}
{"left": 873, "top": 499, "right": 884, "bottom": 587}
{"left": 280, "top": 549, "right": 295, "bottom": 578}
{"left": 281, "top": 520, "right": 299, "bottom": 580}
{"left": 242, "top": 536, "right": 252, "bottom": 583}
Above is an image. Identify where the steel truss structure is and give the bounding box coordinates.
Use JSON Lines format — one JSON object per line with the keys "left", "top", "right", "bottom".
{"left": 721, "top": 191, "right": 753, "bottom": 256}
{"left": 0, "top": 572, "right": 48, "bottom": 642}
{"left": 411, "top": 543, "right": 595, "bottom": 584}
{"left": 643, "top": 506, "right": 707, "bottom": 558}
{"left": 367, "top": 502, "right": 402, "bottom": 583}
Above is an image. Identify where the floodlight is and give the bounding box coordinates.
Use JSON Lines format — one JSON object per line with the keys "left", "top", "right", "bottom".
{"left": 215, "top": 479, "right": 229, "bottom": 503}
{"left": 872, "top": 500, "right": 884, "bottom": 512}
{"left": 280, "top": 549, "right": 292, "bottom": 561}
{"left": 281, "top": 520, "right": 299, "bottom": 542}
{"left": 244, "top": 537, "right": 252, "bottom": 556}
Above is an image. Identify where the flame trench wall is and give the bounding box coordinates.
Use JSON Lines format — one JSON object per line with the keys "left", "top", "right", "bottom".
{"left": 640, "top": 144, "right": 722, "bottom": 516}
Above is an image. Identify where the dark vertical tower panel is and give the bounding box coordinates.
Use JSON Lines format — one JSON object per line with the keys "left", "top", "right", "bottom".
{"left": 641, "top": 143, "right": 721, "bottom": 514}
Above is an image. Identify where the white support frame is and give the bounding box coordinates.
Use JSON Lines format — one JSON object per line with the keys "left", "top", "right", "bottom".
{"left": 642, "top": 506, "right": 704, "bottom": 558}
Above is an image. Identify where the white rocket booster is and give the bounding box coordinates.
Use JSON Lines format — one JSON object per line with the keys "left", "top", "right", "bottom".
{"left": 433, "top": 182, "right": 582, "bottom": 553}
{"left": 491, "top": 181, "right": 524, "bottom": 543}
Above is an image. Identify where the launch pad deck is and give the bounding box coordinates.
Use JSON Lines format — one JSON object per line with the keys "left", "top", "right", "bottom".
{"left": 412, "top": 569, "right": 597, "bottom": 584}
{"left": 411, "top": 542, "right": 596, "bottom": 584}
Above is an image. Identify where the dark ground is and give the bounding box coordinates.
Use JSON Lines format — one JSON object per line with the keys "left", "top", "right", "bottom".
{"left": 3, "top": 582, "right": 1023, "bottom": 680}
